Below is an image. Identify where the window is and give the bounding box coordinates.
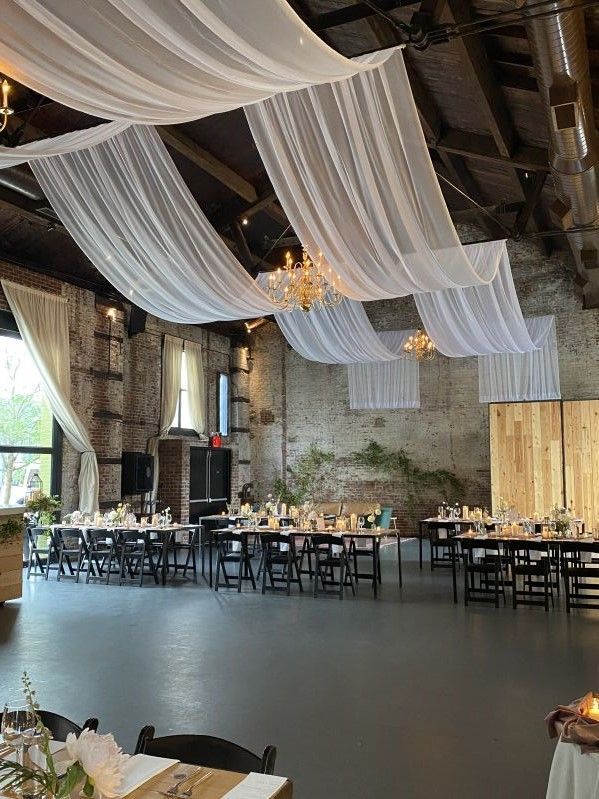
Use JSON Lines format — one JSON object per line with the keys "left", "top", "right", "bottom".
{"left": 217, "top": 372, "right": 229, "bottom": 437}
{"left": 0, "top": 324, "right": 61, "bottom": 508}
{"left": 171, "top": 350, "right": 193, "bottom": 431}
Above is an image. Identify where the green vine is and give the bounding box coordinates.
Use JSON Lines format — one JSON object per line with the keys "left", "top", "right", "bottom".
{"left": 273, "top": 444, "right": 335, "bottom": 506}
{"left": 0, "top": 518, "right": 22, "bottom": 547}
{"left": 352, "top": 440, "right": 466, "bottom": 519}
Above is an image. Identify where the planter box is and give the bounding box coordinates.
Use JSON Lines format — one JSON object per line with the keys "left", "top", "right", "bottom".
{"left": 0, "top": 515, "right": 23, "bottom": 604}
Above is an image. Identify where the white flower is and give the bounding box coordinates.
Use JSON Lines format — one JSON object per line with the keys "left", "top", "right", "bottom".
{"left": 66, "top": 730, "right": 129, "bottom": 799}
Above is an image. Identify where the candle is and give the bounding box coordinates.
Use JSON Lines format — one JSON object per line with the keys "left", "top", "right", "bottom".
{"left": 462, "top": 505, "right": 469, "bottom": 520}
{"left": 586, "top": 697, "right": 599, "bottom": 721}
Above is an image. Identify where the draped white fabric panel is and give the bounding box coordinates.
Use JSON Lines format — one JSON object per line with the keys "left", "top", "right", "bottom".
{"left": 478, "top": 316, "right": 560, "bottom": 402}
{"left": 185, "top": 340, "right": 206, "bottom": 438}
{"left": 0, "top": 0, "right": 390, "bottom": 123}
{"left": 246, "top": 48, "right": 501, "bottom": 300}
{"left": 147, "top": 335, "right": 182, "bottom": 504}
{"left": 0, "top": 122, "right": 131, "bottom": 168}
{"left": 1, "top": 281, "right": 99, "bottom": 513}
{"left": 31, "top": 125, "right": 276, "bottom": 323}
{"left": 348, "top": 332, "right": 420, "bottom": 409}
{"left": 414, "top": 241, "right": 546, "bottom": 356}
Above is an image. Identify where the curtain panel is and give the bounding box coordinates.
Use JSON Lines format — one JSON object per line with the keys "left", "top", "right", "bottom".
{"left": 478, "top": 316, "right": 560, "bottom": 402}
{"left": 147, "top": 334, "right": 182, "bottom": 506}
{"left": 185, "top": 340, "right": 206, "bottom": 438}
{"left": 1, "top": 280, "right": 99, "bottom": 513}
{"left": 347, "top": 332, "right": 420, "bottom": 409}
{"left": 0, "top": 0, "right": 391, "bottom": 123}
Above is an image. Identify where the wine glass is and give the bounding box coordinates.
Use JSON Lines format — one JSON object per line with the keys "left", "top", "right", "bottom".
{"left": 2, "top": 702, "right": 36, "bottom": 783}
{"left": 357, "top": 516, "right": 365, "bottom": 531}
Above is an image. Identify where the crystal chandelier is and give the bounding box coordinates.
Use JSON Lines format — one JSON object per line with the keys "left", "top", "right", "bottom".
{"left": 403, "top": 329, "right": 436, "bottom": 361}
{"left": 266, "top": 248, "right": 343, "bottom": 313}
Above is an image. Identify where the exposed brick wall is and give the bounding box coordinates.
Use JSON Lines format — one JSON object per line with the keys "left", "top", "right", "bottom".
{"left": 0, "top": 260, "right": 238, "bottom": 516}
{"left": 249, "top": 236, "right": 599, "bottom": 534}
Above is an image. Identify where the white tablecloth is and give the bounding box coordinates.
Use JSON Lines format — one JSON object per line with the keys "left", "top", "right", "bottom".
{"left": 547, "top": 740, "right": 599, "bottom": 798}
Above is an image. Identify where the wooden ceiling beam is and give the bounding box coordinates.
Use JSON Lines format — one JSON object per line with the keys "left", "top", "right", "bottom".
{"left": 443, "top": 0, "right": 516, "bottom": 158}
{"left": 434, "top": 129, "right": 548, "bottom": 171}
{"left": 308, "top": 1, "right": 416, "bottom": 31}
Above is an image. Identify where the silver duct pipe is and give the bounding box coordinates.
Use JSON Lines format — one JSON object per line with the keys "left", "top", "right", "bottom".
{"left": 0, "top": 165, "right": 44, "bottom": 200}
{"left": 524, "top": 0, "right": 599, "bottom": 294}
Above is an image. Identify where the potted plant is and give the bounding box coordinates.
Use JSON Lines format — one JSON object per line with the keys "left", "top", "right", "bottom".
{"left": 24, "top": 492, "right": 61, "bottom": 527}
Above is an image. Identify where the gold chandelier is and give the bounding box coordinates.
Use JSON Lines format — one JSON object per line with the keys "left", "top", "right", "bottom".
{"left": 0, "top": 79, "right": 13, "bottom": 133}
{"left": 266, "top": 248, "right": 343, "bottom": 313}
{"left": 403, "top": 329, "right": 436, "bottom": 361}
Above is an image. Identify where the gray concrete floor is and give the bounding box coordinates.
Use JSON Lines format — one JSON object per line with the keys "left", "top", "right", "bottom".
{"left": 1, "top": 542, "right": 597, "bottom": 799}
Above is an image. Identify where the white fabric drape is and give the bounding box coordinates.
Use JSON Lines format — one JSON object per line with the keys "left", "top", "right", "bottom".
{"left": 185, "top": 340, "right": 206, "bottom": 437}
{"left": 1, "top": 281, "right": 99, "bottom": 513}
{"left": 31, "top": 125, "right": 277, "bottom": 323}
{"left": 246, "top": 48, "right": 501, "bottom": 300}
{"left": 348, "top": 332, "right": 420, "bottom": 409}
{"left": 478, "top": 316, "right": 560, "bottom": 402}
{"left": 0, "top": 122, "right": 131, "bottom": 168}
{"left": 147, "top": 334, "right": 182, "bottom": 504}
{"left": 414, "top": 241, "right": 547, "bottom": 356}
{"left": 0, "top": 0, "right": 391, "bottom": 123}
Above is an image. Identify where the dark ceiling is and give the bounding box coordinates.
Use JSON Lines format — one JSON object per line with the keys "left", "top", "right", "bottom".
{"left": 0, "top": 0, "right": 597, "bottom": 336}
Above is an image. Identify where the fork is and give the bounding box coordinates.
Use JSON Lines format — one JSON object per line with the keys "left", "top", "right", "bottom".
{"left": 158, "top": 770, "right": 212, "bottom": 798}
{"left": 165, "top": 768, "right": 203, "bottom": 796}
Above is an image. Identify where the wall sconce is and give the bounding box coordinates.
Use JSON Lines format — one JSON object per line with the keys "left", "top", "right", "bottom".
{"left": 0, "top": 79, "right": 14, "bottom": 133}
{"left": 106, "top": 308, "right": 117, "bottom": 374}
{"left": 245, "top": 317, "right": 266, "bottom": 333}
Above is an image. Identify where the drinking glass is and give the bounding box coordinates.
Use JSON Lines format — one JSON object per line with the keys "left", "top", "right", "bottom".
{"left": 2, "top": 702, "right": 36, "bottom": 787}
{"left": 358, "top": 516, "right": 365, "bottom": 530}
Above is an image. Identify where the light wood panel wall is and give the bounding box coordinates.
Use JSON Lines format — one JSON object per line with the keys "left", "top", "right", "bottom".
{"left": 563, "top": 400, "right": 599, "bottom": 530}
{"left": 489, "top": 401, "right": 564, "bottom": 516}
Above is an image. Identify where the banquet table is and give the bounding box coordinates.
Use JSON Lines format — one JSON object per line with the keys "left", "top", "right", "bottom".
{"left": 546, "top": 739, "right": 599, "bottom": 798}
{"left": 417, "top": 517, "right": 500, "bottom": 570}
{"left": 39, "top": 523, "right": 202, "bottom": 586}
{"left": 231, "top": 527, "right": 401, "bottom": 597}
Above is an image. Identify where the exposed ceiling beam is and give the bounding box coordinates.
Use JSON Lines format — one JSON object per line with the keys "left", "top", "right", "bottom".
{"left": 309, "top": 1, "right": 417, "bottom": 32}
{"left": 434, "top": 129, "right": 548, "bottom": 171}
{"left": 514, "top": 171, "right": 546, "bottom": 234}
{"left": 230, "top": 220, "right": 258, "bottom": 275}
{"left": 0, "top": 185, "right": 69, "bottom": 234}
{"left": 442, "top": 0, "right": 516, "bottom": 158}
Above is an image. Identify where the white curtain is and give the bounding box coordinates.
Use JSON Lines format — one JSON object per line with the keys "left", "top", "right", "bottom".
{"left": 31, "top": 125, "right": 277, "bottom": 323}
{"left": 414, "top": 241, "right": 546, "bottom": 356}
{"left": 185, "top": 340, "right": 206, "bottom": 438}
{"left": 147, "top": 334, "right": 182, "bottom": 504}
{"left": 478, "top": 316, "right": 560, "bottom": 402}
{"left": 348, "top": 332, "right": 420, "bottom": 409}
{"left": 0, "top": 122, "right": 131, "bottom": 168}
{"left": 1, "top": 281, "right": 99, "bottom": 513}
{"left": 0, "top": 0, "right": 391, "bottom": 123}
{"left": 246, "top": 48, "right": 501, "bottom": 301}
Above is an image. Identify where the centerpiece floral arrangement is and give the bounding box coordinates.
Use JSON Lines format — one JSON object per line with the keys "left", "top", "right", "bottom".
{"left": 0, "top": 673, "right": 128, "bottom": 799}
{"left": 550, "top": 504, "right": 574, "bottom": 535}
{"left": 24, "top": 492, "right": 61, "bottom": 527}
{"left": 366, "top": 505, "right": 381, "bottom": 525}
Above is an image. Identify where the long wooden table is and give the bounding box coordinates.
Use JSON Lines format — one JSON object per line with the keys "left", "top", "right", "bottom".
{"left": 129, "top": 761, "right": 292, "bottom": 799}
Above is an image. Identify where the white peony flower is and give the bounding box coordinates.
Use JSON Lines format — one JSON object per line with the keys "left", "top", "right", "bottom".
{"left": 66, "top": 729, "right": 129, "bottom": 799}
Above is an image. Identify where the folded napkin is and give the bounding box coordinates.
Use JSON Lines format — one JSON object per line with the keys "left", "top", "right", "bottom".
{"left": 222, "top": 773, "right": 287, "bottom": 799}
{"left": 546, "top": 693, "right": 599, "bottom": 753}
{"left": 117, "top": 754, "right": 179, "bottom": 796}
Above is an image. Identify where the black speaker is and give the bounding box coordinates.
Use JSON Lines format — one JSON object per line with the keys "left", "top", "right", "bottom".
{"left": 121, "top": 451, "right": 154, "bottom": 494}
{"left": 128, "top": 305, "right": 147, "bottom": 337}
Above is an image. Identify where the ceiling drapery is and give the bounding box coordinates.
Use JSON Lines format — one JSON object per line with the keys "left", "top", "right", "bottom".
{"left": 478, "top": 316, "right": 560, "bottom": 402}
{"left": 0, "top": 0, "right": 391, "bottom": 123}
{"left": 30, "top": 125, "right": 277, "bottom": 323}
{"left": 347, "top": 332, "right": 420, "bottom": 409}
{"left": 246, "top": 48, "right": 501, "bottom": 299}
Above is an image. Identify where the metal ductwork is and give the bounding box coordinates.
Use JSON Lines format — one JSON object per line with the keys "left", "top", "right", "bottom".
{"left": 523, "top": 0, "right": 599, "bottom": 304}
{"left": 0, "top": 165, "right": 44, "bottom": 200}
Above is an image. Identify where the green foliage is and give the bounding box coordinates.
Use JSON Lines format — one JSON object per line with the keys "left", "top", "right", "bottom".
{"left": 273, "top": 444, "right": 335, "bottom": 506}
{"left": 0, "top": 518, "right": 21, "bottom": 546}
{"left": 352, "top": 440, "right": 466, "bottom": 518}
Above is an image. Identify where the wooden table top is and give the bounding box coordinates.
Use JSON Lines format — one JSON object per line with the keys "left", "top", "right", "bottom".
{"left": 454, "top": 533, "right": 596, "bottom": 543}
{"left": 128, "top": 762, "right": 292, "bottom": 799}
{"left": 233, "top": 527, "right": 396, "bottom": 538}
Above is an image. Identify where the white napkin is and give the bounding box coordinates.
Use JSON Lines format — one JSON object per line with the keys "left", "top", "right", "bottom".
{"left": 117, "top": 754, "right": 179, "bottom": 797}
{"left": 221, "top": 773, "right": 288, "bottom": 799}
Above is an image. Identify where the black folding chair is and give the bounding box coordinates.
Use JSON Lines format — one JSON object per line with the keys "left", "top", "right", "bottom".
{"left": 26, "top": 526, "right": 58, "bottom": 580}
{"left": 85, "top": 528, "right": 119, "bottom": 584}
{"left": 169, "top": 527, "right": 200, "bottom": 582}
{"left": 312, "top": 534, "right": 355, "bottom": 599}
{"left": 215, "top": 531, "right": 256, "bottom": 592}
{"left": 135, "top": 726, "right": 276, "bottom": 774}
{"left": 55, "top": 528, "right": 89, "bottom": 583}
{"left": 561, "top": 542, "right": 599, "bottom": 613}
{"left": 507, "top": 541, "right": 554, "bottom": 611}
{"left": 460, "top": 539, "right": 506, "bottom": 607}
{"left": 116, "top": 530, "right": 159, "bottom": 586}
{"left": 259, "top": 533, "right": 303, "bottom": 595}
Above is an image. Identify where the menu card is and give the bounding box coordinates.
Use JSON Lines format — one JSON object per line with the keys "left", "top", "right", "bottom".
{"left": 222, "top": 772, "right": 288, "bottom": 799}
